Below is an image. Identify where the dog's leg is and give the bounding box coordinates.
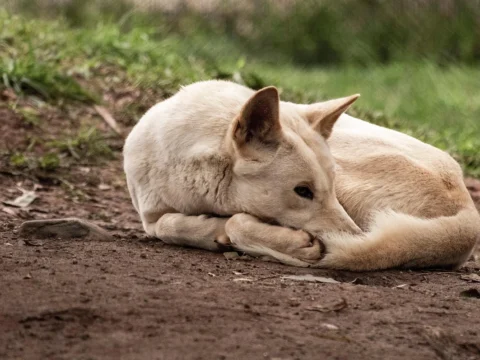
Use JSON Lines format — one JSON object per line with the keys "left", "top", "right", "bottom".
{"left": 225, "top": 213, "right": 322, "bottom": 267}
{"left": 146, "top": 213, "right": 230, "bottom": 251}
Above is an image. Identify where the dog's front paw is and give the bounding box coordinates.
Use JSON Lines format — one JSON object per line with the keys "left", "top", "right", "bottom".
{"left": 214, "top": 233, "right": 231, "bottom": 246}
{"left": 288, "top": 231, "right": 324, "bottom": 263}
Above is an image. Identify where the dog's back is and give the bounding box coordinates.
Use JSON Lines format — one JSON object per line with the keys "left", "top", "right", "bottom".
{"left": 330, "top": 114, "right": 472, "bottom": 226}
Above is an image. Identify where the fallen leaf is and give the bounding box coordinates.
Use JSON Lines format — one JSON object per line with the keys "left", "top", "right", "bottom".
{"left": 306, "top": 298, "right": 347, "bottom": 313}
{"left": 460, "top": 273, "right": 480, "bottom": 283}
{"left": 233, "top": 278, "right": 254, "bottom": 282}
{"left": 321, "top": 323, "right": 339, "bottom": 330}
{"left": 3, "top": 190, "right": 38, "bottom": 208}
{"left": 94, "top": 105, "right": 123, "bottom": 136}
{"left": 281, "top": 274, "right": 340, "bottom": 284}
{"left": 207, "top": 272, "right": 216, "bottom": 277}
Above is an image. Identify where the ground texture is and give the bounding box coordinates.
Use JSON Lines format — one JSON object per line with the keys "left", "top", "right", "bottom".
{"left": 1, "top": 103, "right": 480, "bottom": 360}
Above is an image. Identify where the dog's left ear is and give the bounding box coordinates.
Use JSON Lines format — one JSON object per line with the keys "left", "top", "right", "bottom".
{"left": 233, "top": 86, "right": 281, "bottom": 148}
{"left": 305, "top": 94, "right": 360, "bottom": 139}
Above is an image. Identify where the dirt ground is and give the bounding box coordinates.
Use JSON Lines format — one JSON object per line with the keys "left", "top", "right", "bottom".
{"left": 1, "top": 101, "right": 480, "bottom": 360}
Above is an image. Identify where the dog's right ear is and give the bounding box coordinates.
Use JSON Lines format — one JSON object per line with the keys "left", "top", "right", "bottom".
{"left": 306, "top": 94, "right": 360, "bottom": 139}
{"left": 232, "top": 87, "right": 282, "bottom": 150}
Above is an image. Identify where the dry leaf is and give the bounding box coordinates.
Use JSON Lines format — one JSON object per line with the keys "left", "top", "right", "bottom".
{"left": 233, "top": 278, "right": 254, "bottom": 282}
{"left": 94, "top": 105, "right": 123, "bottom": 136}
{"left": 3, "top": 190, "right": 38, "bottom": 208}
{"left": 281, "top": 274, "right": 340, "bottom": 284}
{"left": 321, "top": 323, "right": 339, "bottom": 330}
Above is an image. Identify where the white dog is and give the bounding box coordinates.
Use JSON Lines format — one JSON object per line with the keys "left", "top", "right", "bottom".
{"left": 124, "top": 80, "right": 479, "bottom": 270}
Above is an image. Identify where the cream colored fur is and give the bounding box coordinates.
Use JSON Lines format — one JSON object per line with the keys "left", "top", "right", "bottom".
{"left": 124, "top": 80, "right": 480, "bottom": 271}
{"left": 312, "top": 114, "right": 480, "bottom": 270}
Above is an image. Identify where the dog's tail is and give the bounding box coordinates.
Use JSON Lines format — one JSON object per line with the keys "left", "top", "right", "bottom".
{"left": 318, "top": 207, "right": 480, "bottom": 271}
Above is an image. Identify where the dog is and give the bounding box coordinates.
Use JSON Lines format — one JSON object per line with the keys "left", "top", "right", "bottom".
{"left": 124, "top": 80, "right": 480, "bottom": 270}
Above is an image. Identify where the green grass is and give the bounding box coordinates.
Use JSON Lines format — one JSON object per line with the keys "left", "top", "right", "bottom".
{"left": 47, "top": 127, "right": 113, "bottom": 161}
{"left": 0, "top": 9, "right": 479, "bottom": 176}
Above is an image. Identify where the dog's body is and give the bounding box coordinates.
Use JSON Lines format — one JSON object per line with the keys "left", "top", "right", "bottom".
{"left": 321, "top": 115, "right": 479, "bottom": 270}
{"left": 124, "top": 80, "right": 480, "bottom": 271}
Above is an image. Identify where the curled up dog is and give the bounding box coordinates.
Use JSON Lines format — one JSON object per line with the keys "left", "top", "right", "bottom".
{"left": 123, "top": 80, "right": 480, "bottom": 271}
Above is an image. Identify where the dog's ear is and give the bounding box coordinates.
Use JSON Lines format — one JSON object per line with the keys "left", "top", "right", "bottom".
{"left": 306, "top": 94, "right": 360, "bottom": 139}
{"left": 233, "top": 86, "right": 282, "bottom": 148}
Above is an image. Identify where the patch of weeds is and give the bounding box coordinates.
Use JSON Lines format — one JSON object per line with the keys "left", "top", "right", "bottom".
{"left": 13, "top": 106, "right": 41, "bottom": 126}
{"left": 9, "top": 152, "right": 29, "bottom": 168}
{"left": 1, "top": 55, "right": 98, "bottom": 103}
{"left": 9, "top": 151, "right": 60, "bottom": 172}
{"left": 38, "top": 153, "right": 60, "bottom": 171}
{"left": 0, "top": 11, "right": 98, "bottom": 103}
{"left": 48, "top": 127, "right": 113, "bottom": 162}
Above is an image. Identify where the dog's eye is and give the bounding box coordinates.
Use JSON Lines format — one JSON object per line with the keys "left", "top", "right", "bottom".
{"left": 294, "top": 186, "right": 314, "bottom": 200}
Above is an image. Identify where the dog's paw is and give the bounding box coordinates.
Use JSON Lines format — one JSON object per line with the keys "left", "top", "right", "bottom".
{"left": 214, "top": 233, "right": 231, "bottom": 246}
{"left": 288, "top": 231, "right": 323, "bottom": 263}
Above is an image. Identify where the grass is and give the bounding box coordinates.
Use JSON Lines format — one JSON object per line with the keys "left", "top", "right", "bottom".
{"left": 0, "top": 8, "right": 479, "bottom": 176}
{"left": 47, "top": 127, "right": 113, "bottom": 161}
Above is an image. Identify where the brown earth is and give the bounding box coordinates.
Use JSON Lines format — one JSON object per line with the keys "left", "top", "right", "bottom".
{"left": 1, "top": 98, "right": 480, "bottom": 360}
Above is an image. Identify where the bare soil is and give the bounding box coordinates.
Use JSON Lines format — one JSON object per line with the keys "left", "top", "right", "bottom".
{"left": 1, "top": 102, "right": 480, "bottom": 360}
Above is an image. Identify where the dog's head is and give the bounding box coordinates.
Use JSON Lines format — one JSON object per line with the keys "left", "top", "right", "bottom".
{"left": 229, "top": 86, "right": 360, "bottom": 235}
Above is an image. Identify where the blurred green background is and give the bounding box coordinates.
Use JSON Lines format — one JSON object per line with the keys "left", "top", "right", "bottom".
{"left": 2, "top": 0, "right": 480, "bottom": 175}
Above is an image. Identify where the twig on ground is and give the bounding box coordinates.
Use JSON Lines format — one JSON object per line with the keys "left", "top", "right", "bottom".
{"left": 94, "top": 105, "right": 123, "bottom": 137}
